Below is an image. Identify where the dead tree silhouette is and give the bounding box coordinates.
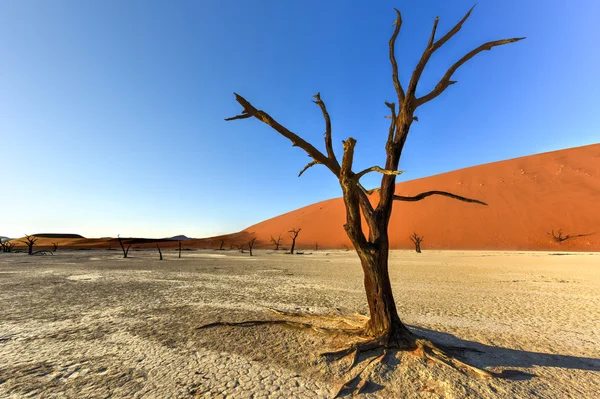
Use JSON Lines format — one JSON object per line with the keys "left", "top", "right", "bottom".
{"left": 21, "top": 235, "right": 38, "bottom": 255}
{"left": 178, "top": 240, "right": 182, "bottom": 258}
{"left": 52, "top": 242, "right": 58, "bottom": 252}
{"left": 270, "top": 234, "right": 282, "bottom": 250}
{"left": 156, "top": 244, "right": 163, "bottom": 260}
{"left": 548, "top": 229, "right": 592, "bottom": 244}
{"left": 288, "top": 228, "right": 301, "bottom": 254}
{"left": 219, "top": 240, "right": 226, "bottom": 250}
{"left": 409, "top": 232, "right": 424, "bottom": 253}
{"left": 202, "top": 5, "right": 524, "bottom": 395}
{"left": 117, "top": 235, "right": 132, "bottom": 258}
{"left": 248, "top": 237, "right": 257, "bottom": 256}
{"left": 1, "top": 241, "right": 16, "bottom": 253}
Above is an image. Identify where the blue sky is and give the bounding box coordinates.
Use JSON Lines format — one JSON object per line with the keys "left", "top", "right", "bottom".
{"left": 1, "top": 0, "right": 598, "bottom": 238}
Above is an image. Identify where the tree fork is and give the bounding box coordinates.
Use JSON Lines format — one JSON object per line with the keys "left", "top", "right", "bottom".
{"left": 221, "top": 4, "right": 523, "bottom": 387}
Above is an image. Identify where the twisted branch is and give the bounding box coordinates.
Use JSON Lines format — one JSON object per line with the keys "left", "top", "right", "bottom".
{"left": 393, "top": 191, "right": 487, "bottom": 205}
{"left": 355, "top": 166, "right": 404, "bottom": 181}
{"left": 389, "top": 9, "right": 405, "bottom": 104}
{"left": 416, "top": 37, "right": 525, "bottom": 107}
{"left": 313, "top": 92, "right": 339, "bottom": 166}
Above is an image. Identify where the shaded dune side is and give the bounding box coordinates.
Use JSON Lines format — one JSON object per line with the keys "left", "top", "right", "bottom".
{"left": 239, "top": 144, "right": 600, "bottom": 251}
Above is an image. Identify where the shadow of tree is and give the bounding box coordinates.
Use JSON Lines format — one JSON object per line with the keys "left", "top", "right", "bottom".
{"left": 410, "top": 325, "right": 600, "bottom": 377}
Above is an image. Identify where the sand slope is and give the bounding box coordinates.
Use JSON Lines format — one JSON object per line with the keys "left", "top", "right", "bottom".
{"left": 9, "top": 144, "right": 599, "bottom": 252}
{"left": 241, "top": 144, "right": 600, "bottom": 251}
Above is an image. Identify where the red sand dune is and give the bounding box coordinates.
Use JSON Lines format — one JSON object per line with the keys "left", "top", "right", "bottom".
{"left": 240, "top": 144, "right": 600, "bottom": 251}
{"left": 9, "top": 144, "right": 599, "bottom": 252}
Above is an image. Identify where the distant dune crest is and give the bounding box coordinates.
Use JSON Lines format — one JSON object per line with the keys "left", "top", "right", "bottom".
{"left": 7, "top": 145, "right": 598, "bottom": 252}
{"left": 241, "top": 144, "right": 599, "bottom": 252}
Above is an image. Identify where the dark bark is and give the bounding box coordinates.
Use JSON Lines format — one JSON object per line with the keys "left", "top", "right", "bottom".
{"left": 1, "top": 241, "right": 16, "bottom": 253}
{"left": 225, "top": 6, "right": 521, "bottom": 342}
{"left": 179, "top": 240, "right": 182, "bottom": 258}
{"left": 409, "top": 232, "right": 424, "bottom": 253}
{"left": 156, "top": 244, "right": 163, "bottom": 260}
{"left": 117, "top": 235, "right": 131, "bottom": 258}
{"left": 270, "top": 235, "right": 282, "bottom": 250}
{"left": 52, "top": 242, "right": 58, "bottom": 252}
{"left": 548, "top": 229, "right": 592, "bottom": 243}
{"left": 288, "top": 228, "right": 301, "bottom": 254}
{"left": 248, "top": 237, "right": 257, "bottom": 256}
{"left": 21, "top": 235, "right": 37, "bottom": 255}
{"left": 219, "top": 240, "right": 226, "bottom": 250}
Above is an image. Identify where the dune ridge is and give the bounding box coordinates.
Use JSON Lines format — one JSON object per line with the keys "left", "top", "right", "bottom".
{"left": 8, "top": 144, "right": 599, "bottom": 252}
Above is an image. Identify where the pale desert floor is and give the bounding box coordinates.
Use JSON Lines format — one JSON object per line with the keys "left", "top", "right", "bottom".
{"left": 0, "top": 249, "right": 599, "bottom": 398}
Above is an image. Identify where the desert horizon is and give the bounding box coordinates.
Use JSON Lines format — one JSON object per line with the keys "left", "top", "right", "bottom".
{"left": 4, "top": 143, "right": 599, "bottom": 253}
{"left": 2, "top": 1, "right": 599, "bottom": 398}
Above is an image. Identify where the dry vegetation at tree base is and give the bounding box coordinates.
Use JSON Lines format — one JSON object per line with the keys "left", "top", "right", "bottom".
{"left": 0, "top": 250, "right": 599, "bottom": 398}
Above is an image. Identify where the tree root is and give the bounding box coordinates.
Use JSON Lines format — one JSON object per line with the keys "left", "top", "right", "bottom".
{"left": 326, "top": 337, "right": 494, "bottom": 398}
{"left": 197, "top": 308, "right": 496, "bottom": 398}
{"left": 197, "top": 307, "right": 366, "bottom": 337}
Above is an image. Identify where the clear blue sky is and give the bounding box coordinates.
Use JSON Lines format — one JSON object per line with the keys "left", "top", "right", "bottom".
{"left": 1, "top": 0, "right": 598, "bottom": 238}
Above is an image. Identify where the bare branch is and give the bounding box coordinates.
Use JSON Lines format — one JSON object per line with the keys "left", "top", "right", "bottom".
{"left": 389, "top": 9, "right": 406, "bottom": 103}
{"left": 416, "top": 37, "right": 525, "bottom": 107}
{"left": 313, "top": 92, "right": 338, "bottom": 166}
{"left": 226, "top": 93, "right": 340, "bottom": 177}
{"left": 364, "top": 187, "right": 381, "bottom": 195}
{"left": 298, "top": 159, "right": 320, "bottom": 177}
{"left": 427, "top": 17, "right": 440, "bottom": 48}
{"left": 393, "top": 191, "right": 487, "bottom": 205}
{"left": 431, "top": 5, "right": 476, "bottom": 52}
{"left": 355, "top": 166, "right": 404, "bottom": 181}
{"left": 384, "top": 101, "right": 397, "bottom": 149}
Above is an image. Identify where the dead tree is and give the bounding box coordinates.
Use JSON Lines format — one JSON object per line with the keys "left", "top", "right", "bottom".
{"left": 315, "top": 241, "right": 319, "bottom": 251}
{"left": 235, "top": 243, "right": 245, "bottom": 253}
{"left": 52, "top": 242, "right": 58, "bottom": 252}
{"left": 288, "top": 228, "right": 301, "bottom": 254}
{"left": 270, "top": 234, "right": 282, "bottom": 250}
{"left": 409, "top": 232, "right": 424, "bottom": 253}
{"left": 1, "top": 241, "right": 16, "bottom": 253}
{"left": 219, "top": 239, "right": 226, "bottom": 250}
{"left": 178, "top": 240, "right": 182, "bottom": 258}
{"left": 117, "top": 235, "right": 132, "bottom": 258}
{"left": 156, "top": 244, "right": 163, "bottom": 260}
{"left": 548, "top": 229, "right": 591, "bottom": 243}
{"left": 21, "top": 235, "right": 38, "bottom": 255}
{"left": 219, "top": 5, "right": 522, "bottom": 391}
{"left": 248, "top": 237, "right": 257, "bottom": 256}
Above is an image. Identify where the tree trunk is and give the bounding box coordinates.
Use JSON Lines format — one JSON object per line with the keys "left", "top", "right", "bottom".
{"left": 355, "top": 241, "right": 414, "bottom": 346}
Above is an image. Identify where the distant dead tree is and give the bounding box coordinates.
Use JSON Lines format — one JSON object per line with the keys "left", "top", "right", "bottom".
{"left": 234, "top": 243, "right": 245, "bottom": 253}
{"left": 219, "top": 240, "right": 226, "bottom": 250}
{"left": 548, "top": 229, "right": 591, "bottom": 244}
{"left": 270, "top": 234, "right": 282, "bottom": 250}
{"left": 156, "top": 244, "right": 163, "bottom": 260}
{"left": 288, "top": 228, "right": 301, "bottom": 254}
{"left": 52, "top": 242, "right": 58, "bottom": 252}
{"left": 248, "top": 237, "right": 257, "bottom": 256}
{"left": 21, "top": 235, "right": 38, "bottom": 255}
{"left": 315, "top": 241, "right": 319, "bottom": 251}
{"left": 215, "top": 4, "right": 523, "bottom": 390}
{"left": 117, "top": 235, "right": 132, "bottom": 258}
{"left": 1, "top": 241, "right": 16, "bottom": 253}
{"left": 178, "top": 240, "right": 182, "bottom": 258}
{"left": 409, "top": 232, "right": 424, "bottom": 253}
